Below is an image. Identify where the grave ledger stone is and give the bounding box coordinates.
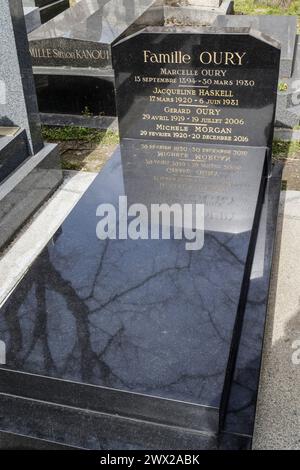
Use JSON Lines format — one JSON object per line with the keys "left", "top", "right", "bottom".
{"left": 0, "top": 0, "right": 62, "bottom": 250}
{"left": 28, "top": 0, "right": 164, "bottom": 125}
{"left": 0, "top": 27, "right": 282, "bottom": 449}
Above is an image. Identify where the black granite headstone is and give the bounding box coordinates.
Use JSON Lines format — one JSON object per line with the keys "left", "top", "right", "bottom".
{"left": 113, "top": 27, "right": 281, "bottom": 149}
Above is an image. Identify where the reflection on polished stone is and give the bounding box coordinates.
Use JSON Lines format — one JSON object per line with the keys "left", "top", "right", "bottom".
{"left": 0, "top": 140, "right": 266, "bottom": 432}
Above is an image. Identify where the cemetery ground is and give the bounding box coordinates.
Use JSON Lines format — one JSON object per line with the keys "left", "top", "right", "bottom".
{"left": 42, "top": 126, "right": 119, "bottom": 172}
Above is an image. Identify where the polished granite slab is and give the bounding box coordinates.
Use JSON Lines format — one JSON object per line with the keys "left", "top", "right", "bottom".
{"left": 224, "top": 167, "right": 282, "bottom": 440}
{"left": 0, "top": 163, "right": 281, "bottom": 449}
{"left": 0, "top": 140, "right": 266, "bottom": 433}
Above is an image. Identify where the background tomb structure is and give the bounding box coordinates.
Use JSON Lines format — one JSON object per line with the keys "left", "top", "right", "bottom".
{"left": 0, "top": 0, "right": 62, "bottom": 251}
{"left": 28, "top": 0, "right": 299, "bottom": 130}
{"left": 27, "top": 0, "right": 164, "bottom": 129}
{"left": 23, "top": 0, "right": 70, "bottom": 24}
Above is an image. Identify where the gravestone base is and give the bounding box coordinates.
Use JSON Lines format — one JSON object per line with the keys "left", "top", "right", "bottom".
{"left": 164, "top": 1, "right": 233, "bottom": 26}
{"left": 0, "top": 142, "right": 62, "bottom": 251}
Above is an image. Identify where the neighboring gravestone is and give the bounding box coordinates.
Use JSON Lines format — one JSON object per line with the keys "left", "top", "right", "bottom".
{"left": 113, "top": 27, "right": 281, "bottom": 150}
{"left": 0, "top": 0, "right": 43, "bottom": 154}
{"left": 0, "top": 0, "right": 62, "bottom": 250}
{"left": 164, "top": 0, "right": 233, "bottom": 27}
{"left": 213, "top": 15, "right": 297, "bottom": 77}
{"left": 27, "top": 0, "right": 164, "bottom": 125}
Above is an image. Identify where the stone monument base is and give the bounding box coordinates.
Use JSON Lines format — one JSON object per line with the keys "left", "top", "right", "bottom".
{"left": 0, "top": 142, "right": 62, "bottom": 251}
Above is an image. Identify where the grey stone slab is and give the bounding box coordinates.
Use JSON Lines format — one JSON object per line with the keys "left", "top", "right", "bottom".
{"left": 274, "top": 37, "right": 300, "bottom": 127}
{"left": 23, "top": 0, "right": 36, "bottom": 6}
{"left": 0, "top": 393, "right": 249, "bottom": 450}
{"left": 213, "top": 15, "right": 298, "bottom": 77}
{"left": 0, "top": 429, "right": 82, "bottom": 450}
{"left": 274, "top": 128, "right": 300, "bottom": 141}
{"left": 0, "top": 127, "right": 20, "bottom": 137}
{"left": 164, "top": 0, "right": 233, "bottom": 27}
{"left": 0, "top": 158, "right": 282, "bottom": 449}
{"left": 23, "top": 6, "right": 41, "bottom": 33}
{"left": 0, "top": 0, "right": 43, "bottom": 154}
{"left": 0, "top": 141, "right": 267, "bottom": 434}
{"left": 0, "top": 143, "right": 62, "bottom": 251}
{"left": 275, "top": 92, "right": 299, "bottom": 128}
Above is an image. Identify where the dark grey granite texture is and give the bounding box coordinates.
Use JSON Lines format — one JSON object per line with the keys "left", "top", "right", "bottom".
{"left": 0, "top": 429, "right": 81, "bottom": 450}
{"left": 0, "top": 392, "right": 249, "bottom": 449}
{"left": 224, "top": 168, "right": 283, "bottom": 440}
{"left": 0, "top": 143, "right": 62, "bottom": 251}
{"left": 113, "top": 27, "right": 280, "bottom": 151}
{"left": 0, "top": 129, "right": 30, "bottom": 184}
{"left": 277, "top": 36, "right": 300, "bottom": 128}
{"left": 0, "top": 159, "right": 281, "bottom": 450}
{"left": 213, "top": 15, "right": 297, "bottom": 77}
{"left": 0, "top": 0, "right": 43, "bottom": 155}
{"left": 0, "top": 140, "right": 267, "bottom": 434}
